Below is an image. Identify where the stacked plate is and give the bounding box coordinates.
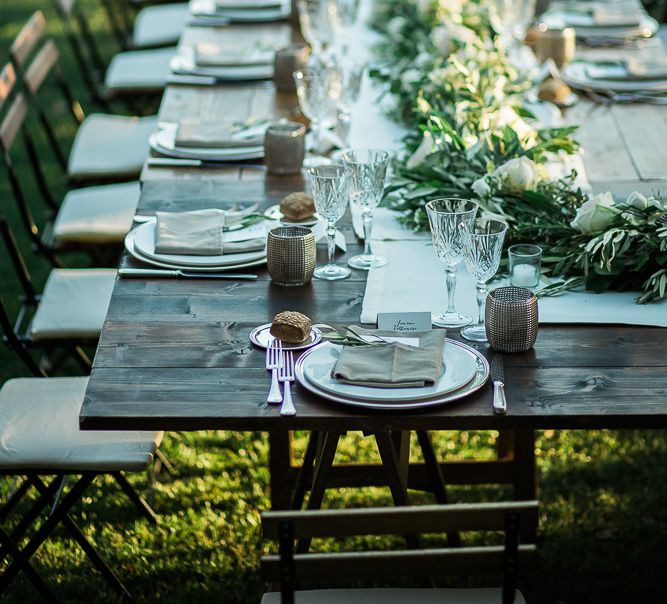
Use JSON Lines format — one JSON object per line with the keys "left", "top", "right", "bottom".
{"left": 124, "top": 210, "right": 269, "bottom": 272}
{"left": 190, "top": 0, "right": 291, "bottom": 23}
{"left": 295, "top": 340, "right": 490, "bottom": 411}
{"left": 562, "top": 61, "right": 667, "bottom": 94}
{"left": 170, "top": 46, "right": 275, "bottom": 81}
{"left": 149, "top": 122, "right": 265, "bottom": 162}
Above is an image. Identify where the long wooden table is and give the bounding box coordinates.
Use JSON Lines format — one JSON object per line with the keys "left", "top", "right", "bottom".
{"left": 80, "top": 13, "right": 667, "bottom": 509}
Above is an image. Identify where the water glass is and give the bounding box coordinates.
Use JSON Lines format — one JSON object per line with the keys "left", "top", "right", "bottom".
{"left": 459, "top": 218, "right": 508, "bottom": 343}
{"left": 308, "top": 164, "right": 351, "bottom": 280}
{"left": 508, "top": 244, "right": 542, "bottom": 289}
{"left": 425, "top": 199, "right": 478, "bottom": 328}
{"left": 330, "top": 0, "right": 360, "bottom": 55}
{"left": 341, "top": 149, "right": 389, "bottom": 270}
{"left": 297, "top": 0, "right": 334, "bottom": 61}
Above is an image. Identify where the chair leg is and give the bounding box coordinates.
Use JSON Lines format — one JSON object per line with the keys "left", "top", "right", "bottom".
{"left": 27, "top": 475, "right": 135, "bottom": 602}
{"left": 71, "top": 347, "right": 92, "bottom": 372}
{"left": 154, "top": 449, "right": 175, "bottom": 477}
{"left": 290, "top": 431, "right": 320, "bottom": 510}
{"left": 111, "top": 472, "right": 161, "bottom": 526}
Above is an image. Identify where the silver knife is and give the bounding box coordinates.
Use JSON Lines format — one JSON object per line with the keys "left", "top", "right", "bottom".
{"left": 118, "top": 268, "right": 258, "bottom": 280}
{"left": 146, "top": 158, "right": 265, "bottom": 169}
{"left": 490, "top": 355, "right": 507, "bottom": 415}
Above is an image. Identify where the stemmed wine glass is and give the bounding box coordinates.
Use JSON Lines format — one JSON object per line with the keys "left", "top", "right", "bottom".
{"left": 341, "top": 149, "right": 389, "bottom": 270}
{"left": 425, "top": 199, "right": 479, "bottom": 328}
{"left": 488, "top": 0, "right": 536, "bottom": 47}
{"left": 294, "top": 67, "right": 337, "bottom": 167}
{"left": 308, "top": 164, "right": 351, "bottom": 280}
{"left": 336, "top": 60, "right": 365, "bottom": 146}
{"left": 330, "top": 0, "right": 361, "bottom": 56}
{"left": 297, "top": 0, "right": 334, "bottom": 64}
{"left": 459, "top": 218, "right": 508, "bottom": 342}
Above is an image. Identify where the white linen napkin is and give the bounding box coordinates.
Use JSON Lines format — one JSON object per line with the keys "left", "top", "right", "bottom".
{"left": 194, "top": 42, "right": 275, "bottom": 67}
{"left": 175, "top": 118, "right": 266, "bottom": 149}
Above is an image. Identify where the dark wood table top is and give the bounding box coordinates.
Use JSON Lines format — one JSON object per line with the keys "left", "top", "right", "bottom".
{"left": 80, "top": 173, "right": 667, "bottom": 432}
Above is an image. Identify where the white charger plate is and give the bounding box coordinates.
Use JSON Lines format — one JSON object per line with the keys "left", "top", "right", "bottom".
{"left": 131, "top": 220, "right": 267, "bottom": 267}
{"left": 562, "top": 61, "right": 667, "bottom": 93}
{"left": 301, "top": 340, "right": 478, "bottom": 403}
{"left": 149, "top": 129, "right": 265, "bottom": 161}
{"left": 170, "top": 49, "right": 274, "bottom": 80}
{"left": 541, "top": 11, "right": 658, "bottom": 39}
{"left": 124, "top": 228, "right": 267, "bottom": 272}
{"left": 191, "top": 0, "right": 290, "bottom": 22}
{"left": 295, "top": 341, "right": 490, "bottom": 412}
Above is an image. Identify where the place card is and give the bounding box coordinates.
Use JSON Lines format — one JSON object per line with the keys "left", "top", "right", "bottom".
{"left": 377, "top": 312, "right": 432, "bottom": 332}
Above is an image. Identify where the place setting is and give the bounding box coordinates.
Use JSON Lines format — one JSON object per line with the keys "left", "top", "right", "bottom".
{"left": 190, "top": 0, "right": 292, "bottom": 24}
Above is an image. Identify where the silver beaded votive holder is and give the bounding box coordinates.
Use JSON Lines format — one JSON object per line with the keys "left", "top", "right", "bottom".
{"left": 264, "top": 122, "right": 306, "bottom": 175}
{"left": 273, "top": 44, "right": 310, "bottom": 92}
{"left": 267, "top": 226, "right": 316, "bottom": 287}
{"left": 485, "top": 287, "right": 539, "bottom": 353}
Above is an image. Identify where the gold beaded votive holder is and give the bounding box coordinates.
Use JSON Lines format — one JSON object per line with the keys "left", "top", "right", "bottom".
{"left": 267, "top": 226, "right": 316, "bottom": 287}
{"left": 264, "top": 122, "right": 306, "bottom": 175}
{"left": 536, "top": 24, "right": 576, "bottom": 67}
{"left": 273, "top": 44, "right": 310, "bottom": 92}
{"left": 485, "top": 287, "right": 539, "bottom": 353}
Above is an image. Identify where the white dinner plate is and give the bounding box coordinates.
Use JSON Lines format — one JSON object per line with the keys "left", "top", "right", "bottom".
{"left": 170, "top": 48, "right": 274, "bottom": 80}
{"left": 249, "top": 323, "right": 323, "bottom": 350}
{"left": 295, "top": 341, "right": 490, "bottom": 412}
{"left": 541, "top": 11, "right": 658, "bottom": 39}
{"left": 124, "top": 228, "right": 267, "bottom": 272}
{"left": 149, "top": 128, "right": 265, "bottom": 161}
{"left": 263, "top": 204, "right": 320, "bottom": 226}
{"left": 191, "top": 0, "right": 290, "bottom": 22}
{"left": 131, "top": 220, "right": 267, "bottom": 267}
{"left": 301, "top": 339, "right": 479, "bottom": 403}
{"left": 562, "top": 61, "right": 667, "bottom": 93}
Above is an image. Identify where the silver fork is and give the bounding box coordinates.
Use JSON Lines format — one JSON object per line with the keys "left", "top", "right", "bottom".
{"left": 266, "top": 340, "right": 283, "bottom": 404}
{"left": 278, "top": 350, "right": 296, "bottom": 417}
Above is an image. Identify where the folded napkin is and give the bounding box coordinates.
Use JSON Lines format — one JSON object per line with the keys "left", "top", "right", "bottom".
{"left": 587, "top": 57, "right": 667, "bottom": 82}
{"left": 175, "top": 119, "right": 265, "bottom": 149}
{"left": 154, "top": 209, "right": 265, "bottom": 256}
{"left": 332, "top": 328, "right": 447, "bottom": 389}
{"left": 194, "top": 42, "right": 274, "bottom": 67}
{"left": 592, "top": 6, "right": 642, "bottom": 27}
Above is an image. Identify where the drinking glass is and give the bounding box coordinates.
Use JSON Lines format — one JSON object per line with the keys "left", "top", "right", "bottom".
{"left": 425, "top": 199, "right": 478, "bottom": 328}
{"left": 336, "top": 60, "right": 365, "bottom": 146}
{"left": 341, "top": 149, "right": 389, "bottom": 270}
{"left": 330, "top": 0, "right": 360, "bottom": 55}
{"left": 297, "top": 0, "right": 334, "bottom": 62}
{"left": 308, "top": 164, "right": 351, "bottom": 280}
{"left": 460, "top": 218, "right": 508, "bottom": 342}
{"left": 488, "top": 0, "right": 536, "bottom": 46}
{"left": 294, "top": 68, "right": 335, "bottom": 167}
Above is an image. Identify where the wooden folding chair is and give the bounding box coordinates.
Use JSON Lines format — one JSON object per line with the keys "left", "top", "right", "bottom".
{"left": 9, "top": 13, "right": 157, "bottom": 185}
{"left": 261, "top": 501, "right": 538, "bottom": 604}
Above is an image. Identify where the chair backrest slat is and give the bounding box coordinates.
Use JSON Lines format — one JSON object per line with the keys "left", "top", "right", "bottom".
{"left": 53, "top": 0, "right": 76, "bottom": 17}
{"left": 263, "top": 501, "right": 539, "bottom": 540}
{"left": 10, "top": 12, "right": 46, "bottom": 69}
{"left": 0, "top": 95, "right": 28, "bottom": 151}
{"left": 23, "top": 40, "right": 59, "bottom": 95}
{"left": 261, "top": 544, "right": 537, "bottom": 582}
{"left": 0, "top": 64, "right": 17, "bottom": 113}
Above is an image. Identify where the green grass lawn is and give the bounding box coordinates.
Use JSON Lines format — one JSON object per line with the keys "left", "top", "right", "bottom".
{"left": 1, "top": 1, "right": 667, "bottom": 602}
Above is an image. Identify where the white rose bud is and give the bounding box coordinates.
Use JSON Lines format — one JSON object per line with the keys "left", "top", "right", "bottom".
{"left": 571, "top": 192, "right": 617, "bottom": 234}
{"left": 493, "top": 156, "right": 538, "bottom": 192}
{"left": 387, "top": 17, "right": 407, "bottom": 37}
{"left": 431, "top": 25, "right": 454, "bottom": 56}
{"left": 626, "top": 191, "right": 662, "bottom": 210}
{"left": 406, "top": 131, "right": 438, "bottom": 169}
{"left": 400, "top": 68, "right": 422, "bottom": 89}
{"left": 471, "top": 177, "right": 492, "bottom": 198}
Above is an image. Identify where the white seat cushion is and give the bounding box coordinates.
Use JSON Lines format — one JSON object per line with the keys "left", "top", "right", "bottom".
{"left": 53, "top": 181, "right": 140, "bottom": 244}
{"left": 133, "top": 3, "right": 189, "bottom": 48}
{"left": 67, "top": 114, "right": 157, "bottom": 181}
{"left": 29, "top": 269, "right": 116, "bottom": 341}
{"left": 105, "top": 47, "right": 174, "bottom": 94}
{"left": 0, "top": 377, "right": 162, "bottom": 472}
{"left": 261, "top": 588, "right": 526, "bottom": 604}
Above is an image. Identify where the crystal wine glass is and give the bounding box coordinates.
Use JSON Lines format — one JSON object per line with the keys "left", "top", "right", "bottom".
{"left": 341, "top": 149, "right": 389, "bottom": 270}
{"left": 336, "top": 60, "right": 365, "bottom": 146}
{"left": 297, "top": 0, "right": 334, "bottom": 63}
{"left": 488, "top": 0, "right": 536, "bottom": 46}
{"left": 459, "top": 218, "right": 508, "bottom": 342}
{"left": 425, "top": 199, "right": 478, "bottom": 328}
{"left": 330, "top": 0, "right": 360, "bottom": 56}
{"left": 294, "top": 67, "right": 335, "bottom": 167}
{"left": 308, "top": 164, "right": 352, "bottom": 280}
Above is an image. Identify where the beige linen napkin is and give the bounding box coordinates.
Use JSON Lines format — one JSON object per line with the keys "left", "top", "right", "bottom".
{"left": 588, "top": 57, "right": 667, "bottom": 82}
{"left": 175, "top": 119, "right": 264, "bottom": 149}
{"left": 592, "top": 6, "right": 642, "bottom": 27}
{"left": 332, "top": 328, "right": 447, "bottom": 389}
{"left": 154, "top": 209, "right": 265, "bottom": 256}
{"left": 194, "top": 43, "right": 274, "bottom": 67}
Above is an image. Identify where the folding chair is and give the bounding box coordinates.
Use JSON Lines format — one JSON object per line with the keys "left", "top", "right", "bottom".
{"left": 9, "top": 12, "right": 157, "bottom": 185}
{"left": 0, "top": 214, "right": 115, "bottom": 371}
{"left": 0, "top": 346, "right": 163, "bottom": 601}
{"left": 261, "top": 501, "right": 538, "bottom": 604}
{"left": 0, "top": 63, "right": 138, "bottom": 264}
{"left": 50, "top": 0, "right": 174, "bottom": 105}
{"left": 101, "top": 0, "right": 190, "bottom": 50}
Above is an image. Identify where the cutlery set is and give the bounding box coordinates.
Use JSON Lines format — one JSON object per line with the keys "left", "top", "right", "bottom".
{"left": 265, "top": 341, "right": 296, "bottom": 416}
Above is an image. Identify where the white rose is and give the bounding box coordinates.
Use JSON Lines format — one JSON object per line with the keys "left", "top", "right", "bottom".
{"left": 406, "top": 131, "right": 438, "bottom": 169}
{"left": 471, "top": 177, "right": 491, "bottom": 198}
{"left": 416, "top": 0, "right": 433, "bottom": 16}
{"left": 415, "top": 52, "right": 432, "bottom": 69}
{"left": 626, "top": 191, "right": 662, "bottom": 210}
{"left": 493, "top": 106, "right": 536, "bottom": 143}
{"left": 387, "top": 17, "right": 407, "bottom": 37}
{"left": 449, "top": 24, "right": 478, "bottom": 44}
{"left": 571, "top": 192, "right": 617, "bottom": 234}
{"left": 400, "top": 68, "right": 422, "bottom": 89}
{"left": 430, "top": 26, "right": 454, "bottom": 56}
{"left": 494, "top": 157, "right": 538, "bottom": 192}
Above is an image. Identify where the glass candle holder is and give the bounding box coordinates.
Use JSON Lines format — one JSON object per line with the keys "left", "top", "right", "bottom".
{"left": 485, "top": 287, "right": 539, "bottom": 353}
{"left": 273, "top": 44, "right": 310, "bottom": 93}
{"left": 264, "top": 122, "right": 306, "bottom": 176}
{"left": 267, "top": 226, "right": 316, "bottom": 287}
{"left": 508, "top": 244, "right": 542, "bottom": 289}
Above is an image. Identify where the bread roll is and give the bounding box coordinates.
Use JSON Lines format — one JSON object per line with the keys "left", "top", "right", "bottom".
{"left": 270, "top": 311, "right": 312, "bottom": 343}
{"left": 538, "top": 78, "right": 572, "bottom": 105}
{"left": 280, "top": 192, "right": 315, "bottom": 221}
